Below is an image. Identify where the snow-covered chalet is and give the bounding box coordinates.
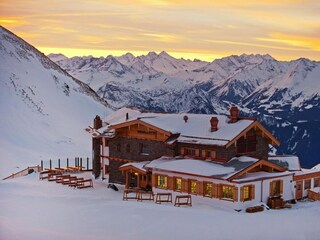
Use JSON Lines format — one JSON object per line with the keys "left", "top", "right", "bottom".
{"left": 88, "top": 107, "right": 320, "bottom": 210}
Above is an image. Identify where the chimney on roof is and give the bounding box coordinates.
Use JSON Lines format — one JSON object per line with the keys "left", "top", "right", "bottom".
{"left": 126, "top": 112, "right": 129, "bottom": 121}
{"left": 93, "top": 115, "right": 102, "bottom": 129}
{"left": 183, "top": 115, "right": 188, "bottom": 123}
{"left": 210, "top": 117, "right": 219, "bottom": 132}
{"left": 229, "top": 106, "right": 239, "bottom": 123}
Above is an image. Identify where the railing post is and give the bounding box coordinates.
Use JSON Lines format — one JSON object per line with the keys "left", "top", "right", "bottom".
{"left": 67, "top": 158, "right": 69, "bottom": 168}
{"left": 75, "top": 157, "right": 77, "bottom": 167}
{"left": 49, "top": 159, "right": 52, "bottom": 169}
{"left": 80, "top": 158, "right": 83, "bottom": 171}
{"left": 41, "top": 160, "right": 43, "bottom": 171}
{"left": 87, "top": 157, "right": 89, "bottom": 170}
{"left": 58, "top": 159, "right": 61, "bottom": 168}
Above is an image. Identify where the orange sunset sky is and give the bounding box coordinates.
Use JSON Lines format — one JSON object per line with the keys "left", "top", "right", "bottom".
{"left": 0, "top": 0, "right": 319, "bottom": 61}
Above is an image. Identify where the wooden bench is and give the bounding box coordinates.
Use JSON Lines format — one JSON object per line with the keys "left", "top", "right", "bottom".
{"left": 155, "top": 193, "right": 172, "bottom": 204}
{"left": 68, "top": 177, "right": 84, "bottom": 187}
{"left": 137, "top": 191, "right": 154, "bottom": 202}
{"left": 62, "top": 176, "right": 78, "bottom": 185}
{"left": 174, "top": 195, "right": 192, "bottom": 207}
{"left": 76, "top": 179, "right": 93, "bottom": 189}
{"left": 123, "top": 189, "right": 139, "bottom": 201}
{"left": 67, "top": 166, "right": 84, "bottom": 173}
{"left": 39, "top": 170, "right": 52, "bottom": 180}
{"left": 56, "top": 175, "right": 71, "bottom": 184}
{"left": 48, "top": 172, "right": 62, "bottom": 181}
{"left": 246, "top": 206, "right": 264, "bottom": 213}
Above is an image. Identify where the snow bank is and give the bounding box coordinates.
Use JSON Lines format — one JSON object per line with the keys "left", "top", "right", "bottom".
{"left": 0, "top": 174, "right": 320, "bottom": 240}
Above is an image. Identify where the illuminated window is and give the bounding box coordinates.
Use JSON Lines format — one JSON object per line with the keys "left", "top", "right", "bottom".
{"left": 157, "top": 175, "right": 167, "bottom": 189}
{"left": 304, "top": 179, "right": 311, "bottom": 190}
{"left": 241, "top": 185, "right": 255, "bottom": 201}
{"left": 174, "top": 178, "right": 182, "bottom": 191}
{"left": 203, "top": 182, "right": 212, "bottom": 197}
{"left": 270, "top": 180, "right": 282, "bottom": 196}
{"left": 189, "top": 180, "right": 197, "bottom": 194}
{"left": 222, "top": 185, "right": 233, "bottom": 199}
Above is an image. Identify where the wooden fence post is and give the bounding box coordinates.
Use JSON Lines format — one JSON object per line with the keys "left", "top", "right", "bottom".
{"left": 58, "top": 159, "right": 61, "bottom": 168}
{"left": 67, "top": 158, "right": 69, "bottom": 168}
{"left": 87, "top": 157, "right": 89, "bottom": 170}
{"left": 49, "top": 159, "right": 52, "bottom": 169}
{"left": 41, "top": 160, "right": 43, "bottom": 171}
{"left": 80, "top": 158, "right": 83, "bottom": 171}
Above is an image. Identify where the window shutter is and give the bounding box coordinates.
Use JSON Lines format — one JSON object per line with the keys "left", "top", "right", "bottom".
{"left": 181, "top": 179, "right": 187, "bottom": 192}
{"left": 250, "top": 185, "right": 255, "bottom": 200}
{"left": 152, "top": 174, "right": 157, "bottom": 187}
{"left": 212, "top": 183, "right": 217, "bottom": 198}
{"left": 167, "top": 177, "right": 173, "bottom": 190}
{"left": 233, "top": 187, "right": 238, "bottom": 202}
{"left": 211, "top": 151, "right": 217, "bottom": 159}
{"left": 269, "top": 181, "right": 273, "bottom": 196}
{"left": 195, "top": 149, "right": 200, "bottom": 157}
{"left": 217, "top": 184, "right": 222, "bottom": 199}
{"left": 279, "top": 180, "right": 283, "bottom": 194}
{"left": 198, "top": 181, "right": 203, "bottom": 196}
{"left": 180, "top": 148, "right": 185, "bottom": 156}
{"left": 240, "top": 186, "right": 244, "bottom": 202}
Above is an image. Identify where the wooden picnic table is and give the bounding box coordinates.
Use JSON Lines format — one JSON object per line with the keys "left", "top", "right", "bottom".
{"left": 137, "top": 191, "right": 154, "bottom": 202}
{"left": 123, "top": 189, "right": 140, "bottom": 201}
{"left": 174, "top": 195, "right": 192, "bottom": 207}
{"left": 155, "top": 193, "right": 172, "bottom": 204}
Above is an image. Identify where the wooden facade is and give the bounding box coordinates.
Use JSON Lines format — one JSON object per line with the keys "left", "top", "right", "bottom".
{"left": 91, "top": 107, "right": 320, "bottom": 209}
{"left": 106, "top": 115, "right": 278, "bottom": 184}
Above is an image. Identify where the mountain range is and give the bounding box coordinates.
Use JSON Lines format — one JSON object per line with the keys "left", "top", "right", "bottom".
{"left": 49, "top": 51, "right": 320, "bottom": 168}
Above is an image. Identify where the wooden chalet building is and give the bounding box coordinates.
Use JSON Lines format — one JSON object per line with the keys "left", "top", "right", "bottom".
{"left": 89, "top": 107, "right": 320, "bottom": 210}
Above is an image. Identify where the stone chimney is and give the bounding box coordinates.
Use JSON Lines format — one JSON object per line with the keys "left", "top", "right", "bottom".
{"left": 210, "top": 117, "right": 219, "bottom": 132}
{"left": 230, "top": 106, "right": 239, "bottom": 123}
{"left": 93, "top": 115, "right": 102, "bottom": 129}
{"left": 93, "top": 115, "right": 102, "bottom": 179}
{"left": 183, "top": 115, "right": 188, "bottom": 123}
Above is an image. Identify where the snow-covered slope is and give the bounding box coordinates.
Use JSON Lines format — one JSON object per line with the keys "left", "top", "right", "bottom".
{"left": 0, "top": 26, "right": 112, "bottom": 178}
{"left": 50, "top": 52, "right": 320, "bottom": 168}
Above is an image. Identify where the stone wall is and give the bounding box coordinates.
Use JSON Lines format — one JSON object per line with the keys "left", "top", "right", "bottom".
{"left": 108, "top": 137, "right": 175, "bottom": 184}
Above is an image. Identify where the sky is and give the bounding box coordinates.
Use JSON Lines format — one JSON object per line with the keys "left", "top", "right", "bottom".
{"left": 0, "top": 0, "right": 319, "bottom": 61}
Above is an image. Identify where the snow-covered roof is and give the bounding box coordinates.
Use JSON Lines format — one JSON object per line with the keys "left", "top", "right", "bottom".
{"left": 100, "top": 107, "right": 255, "bottom": 146}
{"left": 144, "top": 156, "right": 260, "bottom": 180}
{"left": 312, "top": 163, "right": 320, "bottom": 170}
{"left": 120, "top": 161, "right": 150, "bottom": 173}
{"left": 293, "top": 168, "right": 320, "bottom": 176}
{"left": 233, "top": 171, "right": 294, "bottom": 183}
{"left": 268, "top": 155, "right": 301, "bottom": 171}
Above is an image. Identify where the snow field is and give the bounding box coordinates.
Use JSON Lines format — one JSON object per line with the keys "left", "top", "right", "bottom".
{"left": 1, "top": 173, "right": 320, "bottom": 240}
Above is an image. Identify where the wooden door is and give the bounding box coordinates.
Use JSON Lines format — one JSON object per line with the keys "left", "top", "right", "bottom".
{"left": 139, "top": 175, "right": 147, "bottom": 188}
{"left": 296, "top": 181, "right": 302, "bottom": 200}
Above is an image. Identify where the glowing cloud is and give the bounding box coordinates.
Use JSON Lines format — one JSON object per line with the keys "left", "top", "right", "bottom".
{"left": 0, "top": 0, "right": 319, "bottom": 61}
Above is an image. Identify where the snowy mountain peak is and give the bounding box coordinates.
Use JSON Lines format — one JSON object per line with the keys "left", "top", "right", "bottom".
{"left": 47, "top": 53, "right": 68, "bottom": 62}
{"left": 0, "top": 26, "right": 111, "bottom": 173}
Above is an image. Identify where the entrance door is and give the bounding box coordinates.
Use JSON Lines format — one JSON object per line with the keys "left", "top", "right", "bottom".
{"left": 296, "top": 181, "right": 303, "bottom": 200}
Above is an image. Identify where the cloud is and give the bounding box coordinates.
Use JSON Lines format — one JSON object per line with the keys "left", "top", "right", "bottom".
{"left": 1, "top": 0, "right": 319, "bottom": 61}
